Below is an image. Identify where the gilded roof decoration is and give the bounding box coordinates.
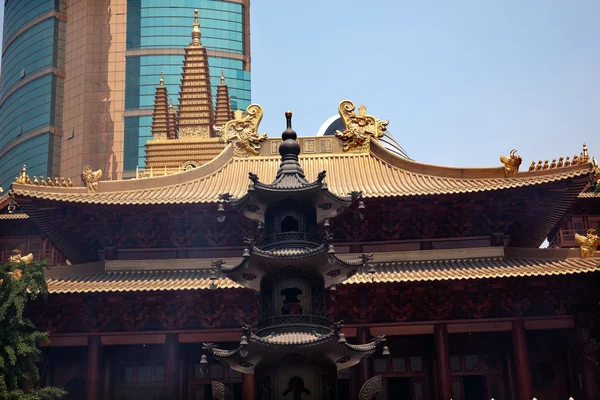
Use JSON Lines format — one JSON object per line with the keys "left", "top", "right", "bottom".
{"left": 500, "top": 149, "right": 522, "bottom": 177}
{"left": 222, "top": 105, "right": 267, "bottom": 157}
{"left": 575, "top": 229, "right": 600, "bottom": 258}
{"left": 335, "top": 100, "right": 389, "bottom": 153}
{"left": 8, "top": 249, "right": 33, "bottom": 265}
{"left": 11, "top": 165, "right": 74, "bottom": 188}
{"left": 528, "top": 144, "right": 591, "bottom": 171}
{"left": 81, "top": 165, "right": 102, "bottom": 193}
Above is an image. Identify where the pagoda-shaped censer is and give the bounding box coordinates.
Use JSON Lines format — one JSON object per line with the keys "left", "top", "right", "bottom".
{"left": 202, "top": 111, "right": 388, "bottom": 399}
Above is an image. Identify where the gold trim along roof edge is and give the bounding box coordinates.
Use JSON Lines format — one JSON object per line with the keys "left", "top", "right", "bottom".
{"left": 10, "top": 139, "right": 594, "bottom": 206}
{"left": 43, "top": 247, "right": 600, "bottom": 294}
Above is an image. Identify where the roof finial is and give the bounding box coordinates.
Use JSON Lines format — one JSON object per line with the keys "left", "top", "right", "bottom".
{"left": 169, "top": 97, "right": 174, "bottom": 112}
{"left": 191, "top": 10, "right": 201, "bottom": 46}
{"left": 283, "top": 111, "right": 295, "bottom": 140}
{"left": 159, "top": 71, "right": 164, "bottom": 87}
{"left": 220, "top": 69, "right": 225, "bottom": 85}
{"left": 279, "top": 110, "right": 300, "bottom": 158}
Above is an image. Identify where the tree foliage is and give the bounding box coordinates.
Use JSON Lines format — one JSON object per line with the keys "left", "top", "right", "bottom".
{"left": 0, "top": 259, "right": 66, "bottom": 399}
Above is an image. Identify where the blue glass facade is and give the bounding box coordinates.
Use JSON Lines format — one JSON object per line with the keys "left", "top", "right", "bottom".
{"left": 0, "top": 0, "right": 64, "bottom": 191}
{"left": 124, "top": 0, "right": 251, "bottom": 173}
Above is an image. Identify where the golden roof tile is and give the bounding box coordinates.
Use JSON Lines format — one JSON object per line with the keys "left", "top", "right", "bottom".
{"left": 0, "top": 213, "right": 29, "bottom": 220}
{"left": 43, "top": 248, "right": 599, "bottom": 294}
{"left": 11, "top": 140, "right": 595, "bottom": 206}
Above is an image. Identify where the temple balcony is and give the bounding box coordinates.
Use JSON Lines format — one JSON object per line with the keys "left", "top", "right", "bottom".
{"left": 260, "top": 231, "right": 322, "bottom": 250}
{"left": 549, "top": 229, "right": 580, "bottom": 248}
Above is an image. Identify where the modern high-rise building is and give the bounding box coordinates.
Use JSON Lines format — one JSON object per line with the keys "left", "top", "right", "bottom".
{"left": 0, "top": 0, "right": 66, "bottom": 191}
{"left": 0, "top": 0, "right": 251, "bottom": 189}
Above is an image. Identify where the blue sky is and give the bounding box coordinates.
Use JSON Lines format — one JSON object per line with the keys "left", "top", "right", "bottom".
{"left": 2, "top": 1, "right": 599, "bottom": 167}
{"left": 250, "top": 0, "right": 600, "bottom": 167}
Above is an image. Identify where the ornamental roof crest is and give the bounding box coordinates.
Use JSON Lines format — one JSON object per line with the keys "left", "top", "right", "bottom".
{"left": 335, "top": 100, "right": 389, "bottom": 153}
{"left": 575, "top": 228, "right": 600, "bottom": 258}
{"left": 222, "top": 104, "right": 267, "bottom": 157}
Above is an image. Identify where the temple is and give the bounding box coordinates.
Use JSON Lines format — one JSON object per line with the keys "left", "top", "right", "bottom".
{"left": 1, "top": 12, "right": 600, "bottom": 400}
{"left": 143, "top": 10, "right": 235, "bottom": 178}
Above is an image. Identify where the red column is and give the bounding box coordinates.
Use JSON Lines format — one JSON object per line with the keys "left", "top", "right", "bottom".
{"left": 242, "top": 373, "right": 254, "bottom": 400}
{"left": 576, "top": 327, "right": 599, "bottom": 400}
{"left": 581, "top": 359, "right": 598, "bottom": 400}
{"left": 356, "top": 327, "right": 373, "bottom": 387}
{"left": 512, "top": 320, "right": 533, "bottom": 400}
{"left": 164, "top": 334, "right": 179, "bottom": 400}
{"left": 434, "top": 324, "right": 452, "bottom": 400}
{"left": 86, "top": 335, "right": 103, "bottom": 400}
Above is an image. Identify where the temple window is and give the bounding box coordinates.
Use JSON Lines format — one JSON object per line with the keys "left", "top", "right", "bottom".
{"left": 280, "top": 287, "right": 303, "bottom": 315}
{"left": 281, "top": 215, "right": 299, "bottom": 232}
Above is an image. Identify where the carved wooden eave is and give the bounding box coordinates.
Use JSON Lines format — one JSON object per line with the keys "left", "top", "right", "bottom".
{"left": 10, "top": 140, "right": 595, "bottom": 263}
{"left": 40, "top": 247, "right": 599, "bottom": 294}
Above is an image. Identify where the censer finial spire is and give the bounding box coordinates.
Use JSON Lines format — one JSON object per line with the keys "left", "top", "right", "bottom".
{"left": 191, "top": 10, "right": 202, "bottom": 46}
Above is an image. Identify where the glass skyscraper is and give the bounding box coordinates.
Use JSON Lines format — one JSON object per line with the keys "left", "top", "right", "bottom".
{"left": 0, "top": 0, "right": 251, "bottom": 189}
{"left": 0, "top": 0, "right": 66, "bottom": 190}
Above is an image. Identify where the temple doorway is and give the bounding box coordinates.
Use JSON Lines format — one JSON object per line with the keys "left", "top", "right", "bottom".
{"left": 387, "top": 377, "right": 412, "bottom": 398}
{"left": 463, "top": 375, "right": 486, "bottom": 400}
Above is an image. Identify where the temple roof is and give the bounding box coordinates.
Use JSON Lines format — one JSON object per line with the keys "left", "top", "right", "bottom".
{"left": 42, "top": 247, "right": 599, "bottom": 294}
{"left": 10, "top": 139, "right": 594, "bottom": 206}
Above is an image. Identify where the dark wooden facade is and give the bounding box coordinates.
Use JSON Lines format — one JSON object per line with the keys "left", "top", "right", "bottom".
{"left": 4, "top": 137, "right": 600, "bottom": 399}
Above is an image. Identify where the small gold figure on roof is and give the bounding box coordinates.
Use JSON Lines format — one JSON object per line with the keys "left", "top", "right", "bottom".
{"left": 67, "top": 178, "right": 75, "bottom": 187}
{"left": 592, "top": 157, "right": 600, "bottom": 175}
{"left": 14, "top": 165, "right": 28, "bottom": 184}
{"left": 335, "top": 100, "right": 389, "bottom": 153}
{"left": 542, "top": 160, "right": 549, "bottom": 170}
{"left": 222, "top": 104, "right": 267, "bottom": 157}
{"left": 47, "top": 177, "right": 54, "bottom": 187}
{"left": 82, "top": 165, "right": 102, "bottom": 192}
{"left": 8, "top": 249, "right": 33, "bottom": 265}
{"left": 500, "top": 149, "right": 522, "bottom": 177}
{"left": 580, "top": 143, "right": 590, "bottom": 164}
{"left": 575, "top": 229, "right": 600, "bottom": 258}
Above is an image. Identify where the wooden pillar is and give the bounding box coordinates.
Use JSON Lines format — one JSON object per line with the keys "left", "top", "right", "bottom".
{"left": 511, "top": 320, "right": 533, "bottom": 400}
{"left": 242, "top": 373, "right": 254, "bottom": 400}
{"left": 86, "top": 335, "right": 103, "bottom": 400}
{"left": 576, "top": 327, "right": 599, "bottom": 400}
{"left": 434, "top": 324, "right": 452, "bottom": 400}
{"left": 103, "top": 354, "right": 112, "bottom": 400}
{"left": 164, "top": 334, "right": 179, "bottom": 400}
{"left": 356, "top": 327, "right": 373, "bottom": 387}
{"left": 581, "top": 357, "right": 599, "bottom": 400}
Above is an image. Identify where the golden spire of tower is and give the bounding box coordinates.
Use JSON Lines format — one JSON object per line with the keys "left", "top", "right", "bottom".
{"left": 167, "top": 97, "right": 178, "bottom": 140}
{"left": 214, "top": 69, "right": 235, "bottom": 126}
{"left": 151, "top": 72, "right": 169, "bottom": 140}
{"left": 177, "top": 10, "right": 215, "bottom": 139}
{"left": 191, "top": 9, "right": 202, "bottom": 46}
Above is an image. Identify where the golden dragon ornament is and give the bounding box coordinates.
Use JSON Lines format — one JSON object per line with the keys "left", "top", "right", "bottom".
{"left": 575, "top": 229, "right": 600, "bottom": 258}
{"left": 335, "top": 100, "right": 389, "bottom": 153}
{"left": 500, "top": 149, "right": 523, "bottom": 177}
{"left": 221, "top": 104, "right": 267, "bottom": 157}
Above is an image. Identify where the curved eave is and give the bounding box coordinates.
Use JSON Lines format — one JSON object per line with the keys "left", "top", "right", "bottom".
{"left": 9, "top": 139, "right": 594, "bottom": 206}
{"left": 208, "top": 329, "right": 378, "bottom": 373}
{"left": 219, "top": 245, "right": 364, "bottom": 290}
{"left": 230, "top": 181, "right": 354, "bottom": 223}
